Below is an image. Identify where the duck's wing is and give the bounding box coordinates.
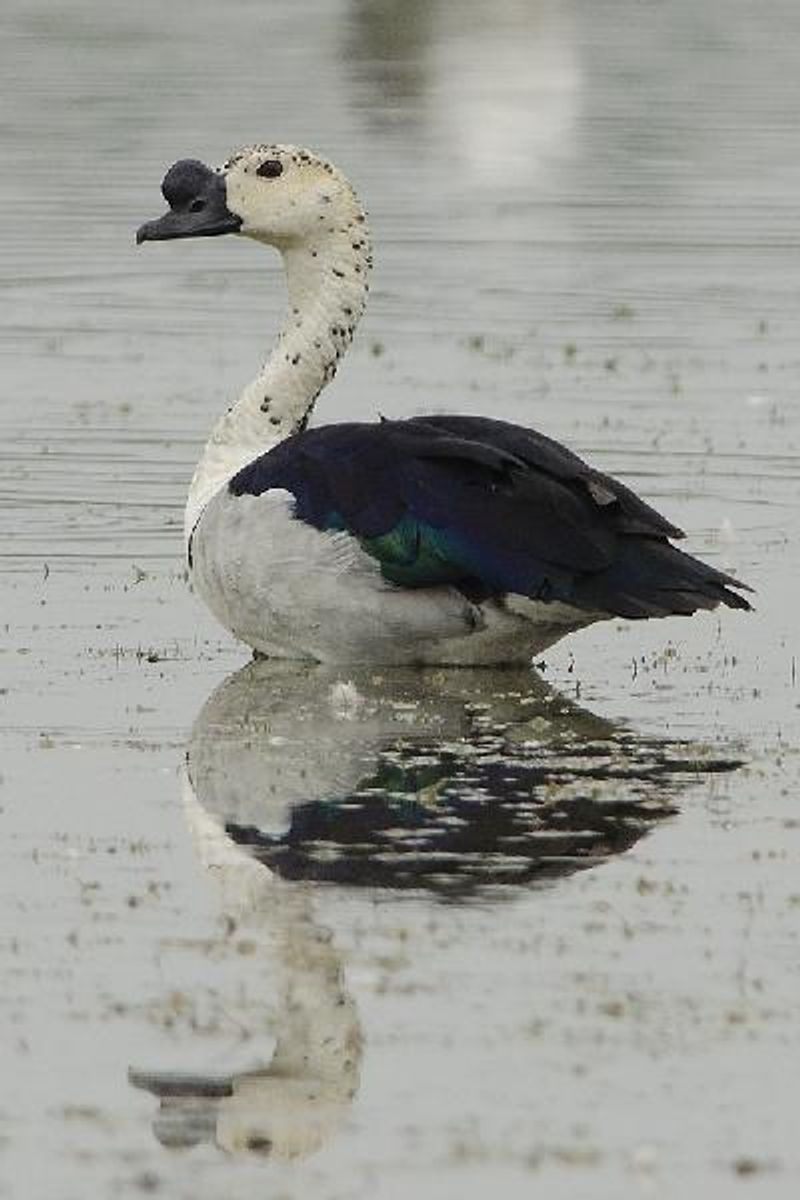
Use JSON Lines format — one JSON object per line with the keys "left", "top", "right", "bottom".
{"left": 409, "top": 414, "right": 684, "bottom": 539}
{"left": 229, "top": 417, "right": 752, "bottom": 618}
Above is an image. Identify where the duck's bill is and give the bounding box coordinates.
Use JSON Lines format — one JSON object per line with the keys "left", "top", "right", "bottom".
{"left": 136, "top": 208, "right": 241, "bottom": 243}
{"left": 136, "top": 159, "right": 242, "bottom": 244}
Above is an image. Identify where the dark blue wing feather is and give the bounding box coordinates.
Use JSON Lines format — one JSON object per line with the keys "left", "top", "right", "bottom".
{"left": 228, "top": 417, "right": 752, "bottom": 617}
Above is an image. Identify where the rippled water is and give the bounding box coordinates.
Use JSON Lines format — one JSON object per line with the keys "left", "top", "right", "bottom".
{"left": 2, "top": 1, "right": 799, "bottom": 1197}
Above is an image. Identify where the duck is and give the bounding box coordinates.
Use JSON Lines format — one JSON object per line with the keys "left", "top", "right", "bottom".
{"left": 136, "top": 144, "right": 752, "bottom": 665}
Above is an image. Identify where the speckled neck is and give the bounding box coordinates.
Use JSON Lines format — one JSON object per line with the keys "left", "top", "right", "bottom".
{"left": 185, "top": 200, "right": 371, "bottom": 542}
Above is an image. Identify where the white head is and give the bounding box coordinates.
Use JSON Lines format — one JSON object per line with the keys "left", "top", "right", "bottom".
{"left": 136, "top": 143, "right": 367, "bottom": 251}
{"left": 138, "top": 145, "right": 374, "bottom": 539}
{"left": 224, "top": 144, "right": 365, "bottom": 247}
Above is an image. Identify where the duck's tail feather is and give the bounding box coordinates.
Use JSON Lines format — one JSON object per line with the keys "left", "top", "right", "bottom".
{"left": 574, "top": 538, "right": 753, "bottom": 620}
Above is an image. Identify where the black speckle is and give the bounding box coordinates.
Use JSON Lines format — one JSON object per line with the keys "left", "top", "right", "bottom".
{"left": 246, "top": 1136, "right": 272, "bottom": 1154}
{"left": 256, "top": 159, "right": 283, "bottom": 179}
{"left": 291, "top": 353, "right": 301, "bottom": 365}
{"left": 332, "top": 268, "right": 345, "bottom": 278}
{"left": 269, "top": 416, "right": 281, "bottom": 426}
{"left": 260, "top": 396, "right": 272, "bottom": 412}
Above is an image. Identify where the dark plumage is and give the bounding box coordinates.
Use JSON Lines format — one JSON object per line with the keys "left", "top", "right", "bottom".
{"left": 229, "top": 415, "right": 752, "bottom": 619}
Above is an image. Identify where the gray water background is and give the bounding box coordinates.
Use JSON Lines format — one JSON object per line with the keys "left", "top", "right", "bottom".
{"left": 2, "top": 0, "right": 800, "bottom": 1196}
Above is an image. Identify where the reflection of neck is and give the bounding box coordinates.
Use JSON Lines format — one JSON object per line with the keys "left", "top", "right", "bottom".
{"left": 185, "top": 200, "right": 371, "bottom": 541}
{"left": 268, "top": 888, "right": 360, "bottom": 1094}
{"left": 182, "top": 773, "right": 361, "bottom": 1157}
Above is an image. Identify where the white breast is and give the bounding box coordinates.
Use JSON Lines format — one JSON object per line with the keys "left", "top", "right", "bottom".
{"left": 190, "top": 488, "right": 596, "bottom": 664}
{"left": 189, "top": 488, "right": 479, "bottom": 662}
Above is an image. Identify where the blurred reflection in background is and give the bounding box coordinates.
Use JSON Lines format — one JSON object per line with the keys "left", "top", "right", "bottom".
{"left": 344, "top": 0, "right": 579, "bottom": 186}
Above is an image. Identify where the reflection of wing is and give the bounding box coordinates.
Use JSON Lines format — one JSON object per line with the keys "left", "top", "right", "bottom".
{"left": 187, "top": 660, "right": 742, "bottom": 899}
{"left": 231, "top": 418, "right": 750, "bottom": 617}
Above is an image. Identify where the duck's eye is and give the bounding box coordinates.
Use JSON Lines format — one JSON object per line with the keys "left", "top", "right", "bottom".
{"left": 189, "top": 198, "right": 206, "bottom": 213}
{"left": 257, "top": 159, "right": 283, "bottom": 179}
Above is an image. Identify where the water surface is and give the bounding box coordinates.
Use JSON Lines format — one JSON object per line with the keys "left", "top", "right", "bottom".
{"left": 2, "top": 1, "right": 799, "bottom": 1197}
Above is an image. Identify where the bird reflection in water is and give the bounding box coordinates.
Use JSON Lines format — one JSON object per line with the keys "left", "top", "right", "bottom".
{"left": 131, "top": 662, "right": 741, "bottom": 1158}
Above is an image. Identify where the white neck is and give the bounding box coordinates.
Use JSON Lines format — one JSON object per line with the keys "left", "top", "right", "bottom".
{"left": 185, "top": 202, "right": 371, "bottom": 541}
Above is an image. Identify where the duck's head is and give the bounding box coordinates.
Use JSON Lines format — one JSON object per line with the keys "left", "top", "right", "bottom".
{"left": 136, "top": 144, "right": 360, "bottom": 249}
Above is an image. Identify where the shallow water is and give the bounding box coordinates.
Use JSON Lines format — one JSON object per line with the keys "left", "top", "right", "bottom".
{"left": 2, "top": 0, "right": 800, "bottom": 1196}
